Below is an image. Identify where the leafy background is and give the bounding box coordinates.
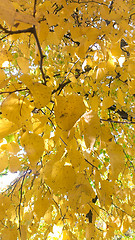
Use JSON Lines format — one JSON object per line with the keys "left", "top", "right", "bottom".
{"left": 0, "top": 0, "right": 134, "bottom": 239}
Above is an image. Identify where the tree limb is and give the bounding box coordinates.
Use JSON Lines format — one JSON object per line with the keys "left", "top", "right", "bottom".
{"left": 100, "top": 118, "right": 135, "bottom": 124}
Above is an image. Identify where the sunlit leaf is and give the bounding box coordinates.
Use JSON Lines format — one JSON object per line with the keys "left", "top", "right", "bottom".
{"left": 55, "top": 95, "right": 86, "bottom": 131}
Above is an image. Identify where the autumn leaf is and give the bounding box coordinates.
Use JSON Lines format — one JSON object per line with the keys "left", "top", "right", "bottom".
{"left": 21, "top": 131, "right": 44, "bottom": 167}
{"left": 1, "top": 93, "right": 32, "bottom": 127}
{"left": 79, "top": 111, "right": 100, "bottom": 149}
{"left": 55, "top": 95, "right": 86, "bottom": 131}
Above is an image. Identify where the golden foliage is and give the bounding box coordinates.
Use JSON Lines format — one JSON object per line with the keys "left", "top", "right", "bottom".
{"left": 0, "top": 0, "right": 134, "bottom": 239}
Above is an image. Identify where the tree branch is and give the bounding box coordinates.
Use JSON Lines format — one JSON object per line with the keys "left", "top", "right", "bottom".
{"left": 0, "top": 22, "right": 46, "bottom": 84}
{"left": 52, "top": 80, "right": 71, "bottom": 94}
{"left": 0, "top": 24, "right": 33, "bottom": 35}
{"left": 100, "top": 118, "right": 135, "bottom": 124}
{"left": 84, "top": 158, "right": 98, "bottom": 170}
{"left": 18, "top": 175, "right": 25, "bottom": 237}
{"left": 33, "top": 0, "right": 37, "bottom": 17}
{"left": 52, "top": 58, "right": 80, "bottom": 94}
{"left": 32, "top": 26, "right": 46, "bottom": 84}
{"left": 0, "top": 88, "right": 28, "bottom": 95}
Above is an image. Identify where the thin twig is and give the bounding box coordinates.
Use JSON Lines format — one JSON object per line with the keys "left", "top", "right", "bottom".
{"left": 32, "top": 27, "right": 46, "bottom": 84}
{"left": 84, "top": 158, "right": 98, "bottom": 170}
{"left": 52, "top": 80, "right": 71, "bottom": 94}
{"left": 0, "top": 88, "right": 28, "bottom": 95}
{"left": 52, "top": 58, "right": 80, "bottom": 94}
{"left": 112, "top": 203, "right": 133, "bottom": 217}
{"left": 72, "top": 0, "right": 108, "bottom": 6}
{"left": 18, "top": 174, "right": 25, "bottom": 237}
{"left": 33, "top": 0, "right": 37, "bottom": 17}
{"left": 100, "top": 118, "right": 135, "bottom": 124}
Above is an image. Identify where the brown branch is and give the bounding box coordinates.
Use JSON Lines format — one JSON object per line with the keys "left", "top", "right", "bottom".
{"left": 33, "top": 0, "right": 37, "bottom": 17}
{"left": 17, "top": 169, "right": 31, "bottom": 237}
{"left": 0, "top": 24, "right": 33, "bottom": 35}
{"left": 60, "top": 137, "right": 67, "bottom": 146}
{"left": 0, "top": 88, "right": 28, "bottom": 95}
{"left": 0, "top": 22, "right": 46, "bottom": 84}
{"left": 100, "top": 118, "right": 135, "bottom": 124}
{"left": 84, "top": 158, "right": 98, "bottom": 170}
{"left": 112, "top": 203, "right": 133, "bottom": 217}
{"left": 18, "top": 174, "right": 25, "bottom": 237}
{"left": 52, "top": 58, "right": 80, "bottom": 94}
{"left": 89, "top": 203, "right": 106, "bottom": 223}
{"left": 52, "top": 80, "right": 71, "bottom": 94}
{"left": 32, "top": 26, "right": 46, "bottom": 84}
{"left": 72, "top": 0, "right": 108, "bottom": 6}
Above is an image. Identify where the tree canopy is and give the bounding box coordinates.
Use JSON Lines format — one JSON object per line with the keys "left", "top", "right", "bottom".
{"left": 0, "top": 0, "right": 135, "bottom": 239}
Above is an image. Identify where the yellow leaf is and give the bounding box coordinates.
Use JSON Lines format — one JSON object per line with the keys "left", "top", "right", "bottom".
{"left": 20, "top": 75, "right": 51, "bottom": 108}
{"left": 68, "top": 73, "right": 77, "bottom": 83}
{"left": 0, "top": 69, "right": 6, "bottom": 82}
{"left": 79, "top": 111, "right": 100, "bottom": 149}
{"left": 128, "top": 79, "right": 135, "bottom": 94}
{"left": 0, "top": 151, "right": 8, "bottom": 172}
{"left": 68, "top": 182, "right": 93, "bottom": 210}
{"left": 0, "top": 118, "right": 18, "bottom": 140}
{"left": 51, "top": 162, "right": 76, "bottom": 193}
{"left": 44, "top": 210, "right": 52, "bottom": 224}
{"left": 0, "top": 0, "right": 16, "bottom": 26}
{"left": 15, "top": 11, "right": 37, "bottom": 26}
{"left": 21, "top": 132, "right": 44, "bottom": 167}
{"left": 0, "top": 78, "right": 9, "bottom": 89}
{"left": 62, "top": 230, "right": 73, "bottom": 240}
{"left": 99, "top": 180, "right": 114, "bottom": 208}
{"left": 117, "top": 88, "right": 125, "bottom": 106}
{"left": 68, "top": 147, "right": 84, "bottom": 168}
{"left": 102, "top": 96, "right": 114, "bottom": 110}
{"left": 100, "top": 125, "right": 112, "bottom": 143}
{"left": 86, "top": 26, "right": 99, "bottom": 43}
{"left": 9, "top": 155, "right": 21, "bottom": 173}
{"left": 20, "top": 225, "right": 27, "bottom": 240}
{"left": 55, "top": 95, "right": 86, "bottom": 131}
{"left": 90, "top": 95, "right": 99, "bottom": 111}
{"left": 7, "top": 142, "right": 20, "bottom": 155}
{"left": 107, "top": 142, "right": 125, "bottom": 179}
{"left": 17, "top": 57, "right": 29, "bottom": 73}
{"left": 30, "top": 83, "right": 51, "bottom": 108}
{"left": 34, "top": 194, "right": 50, "bottom": 218}
{"left": 1, "top": 93, "right": 32, "bottom": 127}
{"left": 38, "top": 21, "right": 49, "bottom": 44}
{"left": 85, "top": 223, "right": 96, "bottom": 240}
{"left": 111, "top": 42, "right": 122, "bottom": 58}
{"left": 44, "top": 160, "right": 76, "bottom": 193}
